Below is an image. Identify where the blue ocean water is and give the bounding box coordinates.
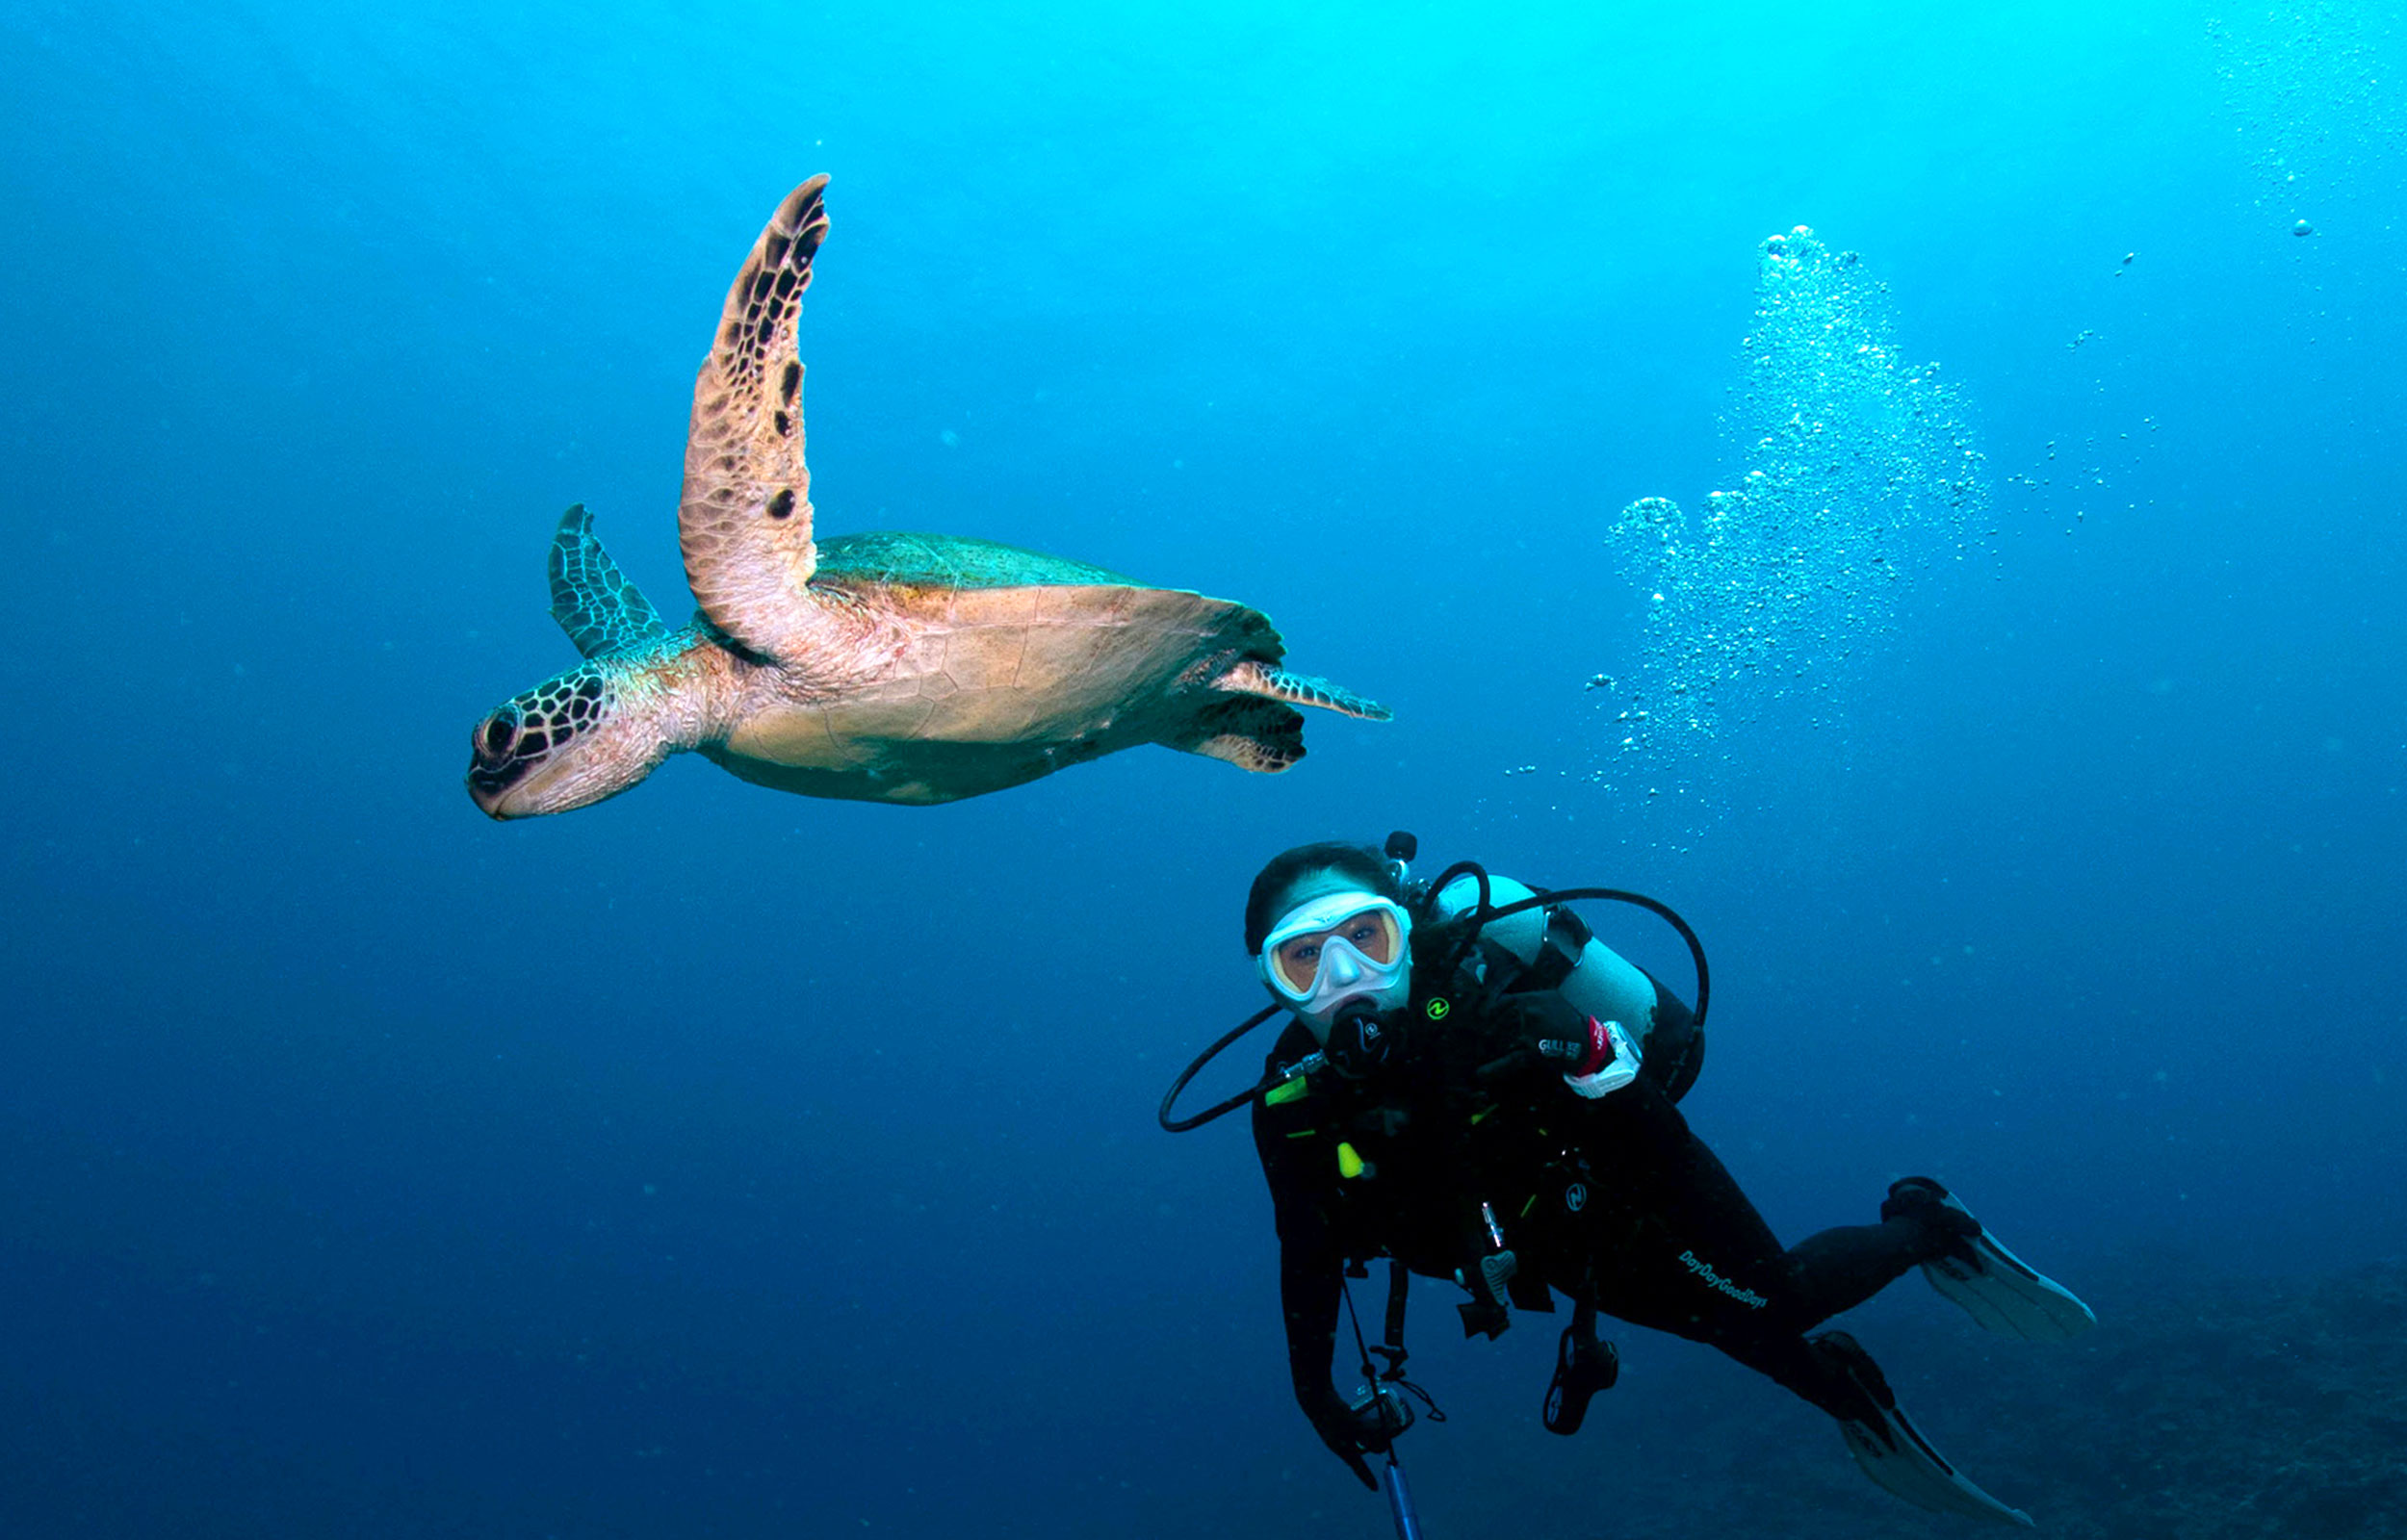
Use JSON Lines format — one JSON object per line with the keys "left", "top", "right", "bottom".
{"left": 4, "top": 1, "right": 2402, "bottom": 1535}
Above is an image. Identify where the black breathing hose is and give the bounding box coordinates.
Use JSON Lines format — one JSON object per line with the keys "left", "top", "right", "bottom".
{"left": 1413, "top": 860, "right": 1710, "bottom": 1029}
{"left": 1156, "top": 1004, "right": 1284, "bottom": 1133}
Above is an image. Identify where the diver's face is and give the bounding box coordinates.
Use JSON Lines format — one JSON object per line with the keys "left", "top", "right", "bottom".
{"left": 1256, "top": 870, "right": 1414, "bottom": 1036}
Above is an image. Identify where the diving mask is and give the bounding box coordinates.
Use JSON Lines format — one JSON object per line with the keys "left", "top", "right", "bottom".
{"left": 1257, "top": 891, "right": 1413, "bottom": 1033}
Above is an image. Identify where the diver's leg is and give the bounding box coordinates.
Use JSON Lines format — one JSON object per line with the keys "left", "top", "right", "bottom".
{"left": 1581, "top": 1083, "right": 1969, "bottom": 1331}
{"left": 1588, "top": 1255, "right": 2036, "bottom": 1525}
{"left": 1571, "top": 1097, "right": 2035, "bottom": 1523}
{"left": 1781, "top": 1201, "right": 1972, "bottom": 1325}
{"left": 1568, "top": 1086, "right": 1966, "bottom": 1351}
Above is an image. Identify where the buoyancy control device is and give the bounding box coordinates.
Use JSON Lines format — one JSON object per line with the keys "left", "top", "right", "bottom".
{"left": 1158, "top": 831, "right": 1710, "bottom": 1133}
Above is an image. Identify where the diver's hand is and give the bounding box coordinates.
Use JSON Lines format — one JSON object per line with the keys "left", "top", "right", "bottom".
{"left": 1476, "top": 993, "right": 1590, "bottom": 1081}
{"left": 1302, "top": 1384, "right": 1382, "bottom": 1489}
{"left": 1481, "top": 995, "right": 1641, "bottom": 1097}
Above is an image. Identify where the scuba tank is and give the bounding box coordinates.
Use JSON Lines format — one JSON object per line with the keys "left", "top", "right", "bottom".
{"left": 1403, "top": 839, "right": 1707, "bottom": 1106}
{"left": 1422, "top": 871, "right": 1664, "bottom": 1066}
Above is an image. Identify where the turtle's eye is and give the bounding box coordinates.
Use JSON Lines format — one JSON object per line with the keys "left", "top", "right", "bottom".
{"left": 476, "top": 706, "right": 522, "bottom": 765}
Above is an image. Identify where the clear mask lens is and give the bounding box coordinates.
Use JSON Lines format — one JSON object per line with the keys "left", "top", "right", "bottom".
{"left": 1267, "top": 904, "right": 1402, "bottom": 1000}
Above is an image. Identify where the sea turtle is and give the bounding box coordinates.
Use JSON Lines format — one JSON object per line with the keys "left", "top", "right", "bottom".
{"left": 467, "top": 177, "right": 1387, "bottom": 819}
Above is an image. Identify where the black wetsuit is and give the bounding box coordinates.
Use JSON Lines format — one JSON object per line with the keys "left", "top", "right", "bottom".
{"left": 1252, "top": 962, "right": 1954, "bottom": 1426}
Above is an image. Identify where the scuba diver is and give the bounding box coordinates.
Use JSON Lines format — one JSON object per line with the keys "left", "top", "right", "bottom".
{"left": 1173, "top": 834, "right": 2093, "bottom": 1528}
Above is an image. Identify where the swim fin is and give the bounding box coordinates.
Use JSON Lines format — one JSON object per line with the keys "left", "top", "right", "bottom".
{"left": 1891, "top": 1180, "right": 2097, "bottom": 1343}
{"left": 1816, "top": 1330, "right": 2033, "bottom": 1527}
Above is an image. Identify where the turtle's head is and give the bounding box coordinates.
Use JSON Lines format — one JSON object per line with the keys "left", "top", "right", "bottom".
{"left": 467, "top": 661, "right": 675, "bottom": 819}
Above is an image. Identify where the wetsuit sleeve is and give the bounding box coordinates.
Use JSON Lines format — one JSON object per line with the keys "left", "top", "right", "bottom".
{"left": 1251, "top": 1093, "right": 1344, "bottom": 1406}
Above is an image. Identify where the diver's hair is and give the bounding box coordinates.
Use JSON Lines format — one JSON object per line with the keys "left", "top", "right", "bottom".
{"left": 1243, "top": 841, "right": 1403, "bottom": 955}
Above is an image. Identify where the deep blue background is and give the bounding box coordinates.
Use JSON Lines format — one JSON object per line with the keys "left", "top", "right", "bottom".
{"left": 4, "top": 2, "right": 2402, "bottom": 1535}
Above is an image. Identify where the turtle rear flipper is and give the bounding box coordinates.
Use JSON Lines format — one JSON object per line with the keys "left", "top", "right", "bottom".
{"left": 549, "top": 504, "right": 668, "bottom": 659}
{"left": 1215, "top": 658, "right": 1390, "bottom": 721}
{"left": 1171, "top": 696, "right": 1306, "bottom": 774}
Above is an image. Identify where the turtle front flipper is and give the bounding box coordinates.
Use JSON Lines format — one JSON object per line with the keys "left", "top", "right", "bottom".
{"left": 678, "top": 176, "right": 833, "bottom": 663}
{"left": 550, "top": 504, "right": 668, "bottom": 659}
{"left": 1214, "top": 659, "right": 1392, "bottom": 721}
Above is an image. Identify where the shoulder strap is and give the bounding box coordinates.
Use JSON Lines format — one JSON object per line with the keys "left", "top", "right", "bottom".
{"left": 1493, "top": 904, "right": 1592, "bottom": 994}
{"left": 1377, "top": 1259, "right": 1411, "bottom": 1375}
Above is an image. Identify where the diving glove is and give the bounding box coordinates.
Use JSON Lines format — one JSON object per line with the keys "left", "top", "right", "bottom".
{"left": 1484, "top": 994, "right": 1640, "bottom": 1098}
{"left": 1541, "top": 1320, "right": 1620, "bottom": 1436}
{"left": 1303, "top": 1383, "right": 1385, "bottom": 1489}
